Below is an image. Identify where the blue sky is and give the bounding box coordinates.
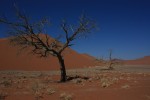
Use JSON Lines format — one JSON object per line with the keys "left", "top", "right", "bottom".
{"left": 0, "top": 0, "right": 150, "bottom": 60}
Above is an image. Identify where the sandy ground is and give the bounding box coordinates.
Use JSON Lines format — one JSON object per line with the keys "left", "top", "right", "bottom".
{"left": 0, "top": 65, "right": 150, "bottom": 100}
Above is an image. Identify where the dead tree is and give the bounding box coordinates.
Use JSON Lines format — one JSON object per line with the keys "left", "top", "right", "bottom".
{"left": 108, "top": 49, "right": 114, "bottom": 70}
{"left": 96, "top": 50, "right": 121, "bottom": 70}
{"left": 107, "top": 49, "right": 122, "bottom": 70}
{"left": 0, "top": 9, "right": 96, "bottom": 82}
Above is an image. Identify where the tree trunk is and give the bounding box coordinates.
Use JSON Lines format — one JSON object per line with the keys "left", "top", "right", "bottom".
{"left": 57, "top": 54, "right": 66, "bottom": 82}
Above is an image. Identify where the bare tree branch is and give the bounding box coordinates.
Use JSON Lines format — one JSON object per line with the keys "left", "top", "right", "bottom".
{"left": 59, "top": 14, "right": 96, "bottom": 54}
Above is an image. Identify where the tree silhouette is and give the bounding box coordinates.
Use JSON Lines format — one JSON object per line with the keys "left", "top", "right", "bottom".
{"left": 0, "top": 9, "right": 96, "bottom": 82}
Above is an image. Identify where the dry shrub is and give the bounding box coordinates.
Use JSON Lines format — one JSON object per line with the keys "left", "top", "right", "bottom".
{"left": 67, "top": 75, "right": 89, "bottom": 85}
{"left": 13, "top": 78, "right": 27, "bottom": 89}
{"left": 31, "top": 80, "right": 45, "bottom": 100}
{"left": 72, "top": 78, "right": 83, "bottom": 84}
{"left": 31, "top": 80, "right": 56, "bottom": 100}
{"left": 60, "top": 92, "right": 73, "bottom": 100}
{"left": 42, "top": 76, "right": 52, "bottom": 84}
{"left": 0, "top": 79, "right": 12, "bottom": 87}
{"left": 93, "top": 74, "right": 103, "bottom": 80}
{"left": 46, "top": 88, "right": 56, "bottom": 95}
{"left": 121, "top": 84, "right": 130, "bottom": 89}
{"left": 34, "top": 91, "right": 44, "bottom": 100}
{"left": 100, "top": 77, "right": 118, "bottom": 88}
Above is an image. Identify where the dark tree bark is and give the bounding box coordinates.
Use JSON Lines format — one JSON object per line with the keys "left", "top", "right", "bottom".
{"left": 57, "top": 54, "right": 66, "bottom": 82}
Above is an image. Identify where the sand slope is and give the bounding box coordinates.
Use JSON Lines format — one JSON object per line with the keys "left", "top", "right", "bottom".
{"left": 0, "top": 38, "right": 97, "bottom": 71}
{"left": 123, "top": 56, "right": 150, "bottom": 65}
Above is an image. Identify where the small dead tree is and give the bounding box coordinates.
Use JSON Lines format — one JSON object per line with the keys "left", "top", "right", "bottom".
{"left": 0, "top": 9, "right": 96, "bottom": 82}
{"left": 96, "top": 49, "right": 121, "bottom": 70}
{"left": 107, "top": 49, "right": 122, "bottom": 70}
{"left": 107, "top": 49, "right": 114, "bottom": 70}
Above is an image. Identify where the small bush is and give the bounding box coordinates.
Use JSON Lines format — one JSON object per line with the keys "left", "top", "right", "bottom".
{"left": 100, "top": 77, "right": 118, "bottom": 88}
{"left": 60, "top": 92, "right": 73, "bottom": 100}
{"left": 121, "top": 84, "right": 130, "bottom": 89}
{"left": 46, "top": 88, "right": 56, "bottom": 95}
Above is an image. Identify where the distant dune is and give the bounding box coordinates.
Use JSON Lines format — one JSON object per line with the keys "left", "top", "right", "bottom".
{"left": 123, "top": 56, "right": 150, "bottom": 65}
{"left": 0, "top": 37, "right": 97, "bottom": 71}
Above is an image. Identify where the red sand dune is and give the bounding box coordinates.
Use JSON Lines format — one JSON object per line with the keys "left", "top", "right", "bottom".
{"left": 123, "top": 56, "right": 150, "bottom": 65}
{"left": 0, "top": 38, "right": 97, "bottom": 71}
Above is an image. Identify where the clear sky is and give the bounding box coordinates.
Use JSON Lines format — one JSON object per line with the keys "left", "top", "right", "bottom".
{"left": 0, "top": 0, "right": 150, "bottom": 60}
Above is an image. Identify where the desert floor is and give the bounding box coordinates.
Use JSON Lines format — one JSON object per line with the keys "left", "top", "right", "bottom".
{"left": 0, "top": 65, "right": 150, "bottom": 100}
